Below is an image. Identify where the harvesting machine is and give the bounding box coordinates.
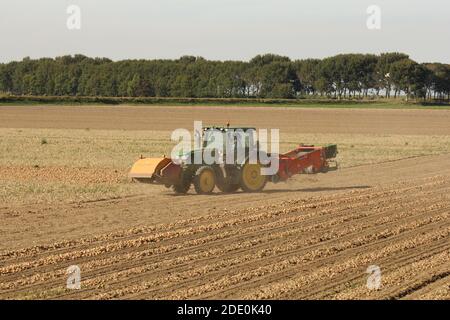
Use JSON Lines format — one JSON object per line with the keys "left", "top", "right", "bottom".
{"left": 129, "top": 126, "right": 338, "bottom": 194}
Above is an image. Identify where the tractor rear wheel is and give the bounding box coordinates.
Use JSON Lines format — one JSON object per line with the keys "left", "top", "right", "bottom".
{"left": 240, "top": 163, "right": 267, "bottom": 193}
{"left": 193, "top": 166, "right": 216, "bottom": 194}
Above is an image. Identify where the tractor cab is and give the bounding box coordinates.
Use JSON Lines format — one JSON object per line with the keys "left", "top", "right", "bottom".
{"left": 201, "top": 126, "right": 257, "bottom": 152}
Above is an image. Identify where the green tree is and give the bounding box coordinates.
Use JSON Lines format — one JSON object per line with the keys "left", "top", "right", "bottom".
{"left": 375, "top": 53, "right": 409, "bottom": 97}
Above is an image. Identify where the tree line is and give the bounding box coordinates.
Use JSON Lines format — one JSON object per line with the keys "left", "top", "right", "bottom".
{"left": 0, "top": 53, "right": 449, "bottom": 101}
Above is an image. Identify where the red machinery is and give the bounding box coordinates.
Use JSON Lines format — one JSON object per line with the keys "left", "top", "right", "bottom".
{"left": 276, "top": 145, "right": 338, "bottom": 182}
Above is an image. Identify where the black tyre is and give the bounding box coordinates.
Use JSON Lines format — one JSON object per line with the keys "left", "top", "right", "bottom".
{"left": 216, "top": 181, "right": 240, "bottom": 193}
{"left": 172, "top": 182, "right": 190, "bottom": 194}
{"left": 172, "top": 172, "right": 191, "bottom": 194}
{"left": 215, "top": 167, "right": 240, "bottom": 193}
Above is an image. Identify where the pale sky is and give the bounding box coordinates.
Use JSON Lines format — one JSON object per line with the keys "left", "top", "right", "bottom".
{"left": 1, "top": 0, "right": 449, "bottom": 63}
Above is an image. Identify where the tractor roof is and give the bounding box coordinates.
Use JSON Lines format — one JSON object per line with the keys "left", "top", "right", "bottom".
{"left": 203, "top": 126, "right": 256, "bottom": 132}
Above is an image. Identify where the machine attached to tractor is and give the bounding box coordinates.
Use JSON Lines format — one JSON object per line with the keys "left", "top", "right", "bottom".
{"left": 129, "top": 126, "right": 338, "bottom": 194}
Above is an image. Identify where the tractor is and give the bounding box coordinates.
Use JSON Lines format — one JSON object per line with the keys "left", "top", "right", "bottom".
{"left": 129, "top": 126, "right": 338, "bottom": 194}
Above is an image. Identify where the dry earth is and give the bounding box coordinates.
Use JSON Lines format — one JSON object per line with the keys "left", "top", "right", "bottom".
{"left": 0, "top": 105, "right": 449, "bottom": 299}
{"left": 1, "top": 105, "right": 450, "bottom": 134}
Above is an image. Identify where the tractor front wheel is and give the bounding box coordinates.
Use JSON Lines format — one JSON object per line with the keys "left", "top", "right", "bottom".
{"left": 172, "top": 182, "right": 191, "bottom": 194}
{"left": 193, "top": 166, "right": 216, "bottom": 194}
{"left": 216, "top": 167, "right": 240, "bottom": 193}
{"left": 216, "top": 181, "right": 240, "bottom": 193}
{"left": 172, "top": 172, "right": 191, "bottom": 194}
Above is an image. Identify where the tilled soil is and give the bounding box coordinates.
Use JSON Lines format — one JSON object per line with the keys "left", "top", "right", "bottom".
{"left": 1, "top": 105, "right": 449, "bottom": 299}
{"left": 0, "top": 154, "right": 449, "bottom": 300}
{"left": 0, "top": 165, "right": 124, "bottom": 184}
{"left": 1, "top": 105, "right": 450, "bottom": 135}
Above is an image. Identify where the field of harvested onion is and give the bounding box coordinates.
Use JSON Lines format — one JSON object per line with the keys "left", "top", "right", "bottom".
{"left": 0, "top": 105, "right": 449, "bottom": 300}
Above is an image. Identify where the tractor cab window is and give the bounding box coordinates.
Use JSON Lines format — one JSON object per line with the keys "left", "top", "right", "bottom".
{"left": 202, "top": 127, "right": 257, "bottom": 155}
{"left": 203, "top": 129, "right": 222, "bottom": 149}
{"left": 227, "top": 129, "right": 257, "bottom": 157}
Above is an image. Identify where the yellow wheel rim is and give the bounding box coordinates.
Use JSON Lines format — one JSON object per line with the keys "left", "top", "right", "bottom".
{"left": 242, "top": 163, "right": 266, "bottom": 191}
{"left": 199, "top": 169, "right": 215, "bottom": 192}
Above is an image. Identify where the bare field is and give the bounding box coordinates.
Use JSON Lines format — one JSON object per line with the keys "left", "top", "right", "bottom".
{"left": 1, "top": 104, "right": 450, "bottom": 134}
{"left": 0, "top": 105, "right": 449, "bottom": 300}
{"left": 1, "top": 128, "right": 450, "bottom": 205}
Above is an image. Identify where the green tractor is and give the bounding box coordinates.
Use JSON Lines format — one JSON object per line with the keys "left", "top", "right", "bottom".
{"left": 172, "top": 126, "right": 268, "bottom": 194}
{"left": 129, "top": 126, "right": 338, "bottom": 195}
